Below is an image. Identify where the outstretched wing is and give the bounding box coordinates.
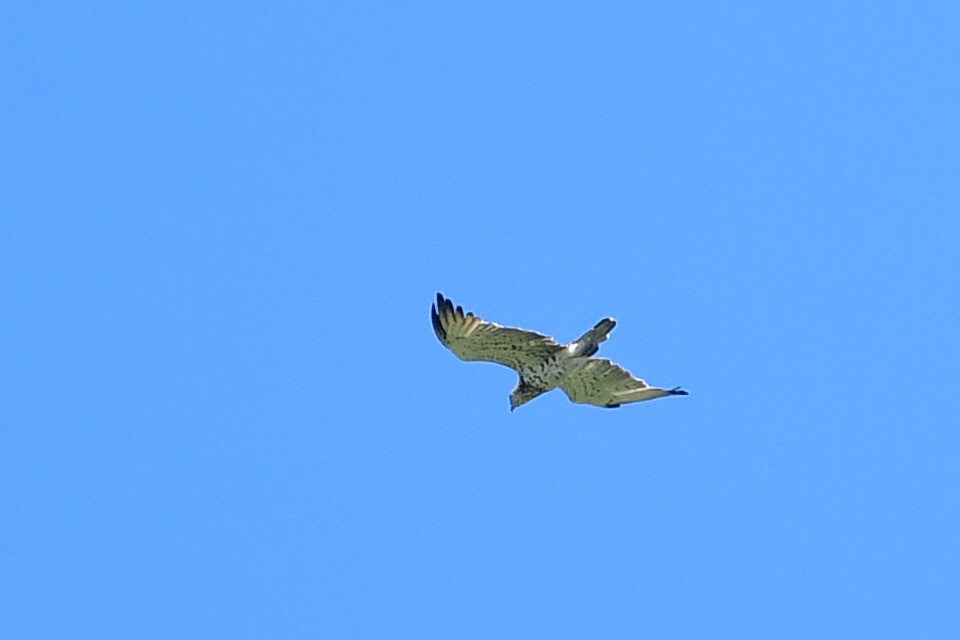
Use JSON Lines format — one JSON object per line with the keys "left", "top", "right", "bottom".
{"left": 559, "top": 358, "right": 688, "bottom": 408}
{"left": 431, "top": 293, "right": 563, "bottom": 372}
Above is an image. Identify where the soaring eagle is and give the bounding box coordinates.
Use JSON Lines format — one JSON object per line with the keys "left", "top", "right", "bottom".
{"left": 431, "top": 293, "right": 688, "bottom": 410}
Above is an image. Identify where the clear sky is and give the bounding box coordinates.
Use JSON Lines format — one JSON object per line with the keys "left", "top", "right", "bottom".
{"left": 3, "top": 1, "right": 958, "bottom": 638}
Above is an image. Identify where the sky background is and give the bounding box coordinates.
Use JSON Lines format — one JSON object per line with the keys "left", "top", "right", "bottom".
{"left": 3, "top": 1, "right": 959, "bottom": 638}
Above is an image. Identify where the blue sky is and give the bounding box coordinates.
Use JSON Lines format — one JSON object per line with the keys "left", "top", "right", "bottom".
{"left": 3, "top": 1, "right": 958, "bottom": 637}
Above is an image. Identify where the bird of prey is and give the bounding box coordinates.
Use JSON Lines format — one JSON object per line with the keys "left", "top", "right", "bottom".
{"left": 430, "top": 293, "right": 688, "bottom": 410}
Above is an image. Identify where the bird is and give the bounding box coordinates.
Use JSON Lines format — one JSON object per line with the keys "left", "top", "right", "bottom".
{"left": 430, "top": 293, "right": 688, "bottom": 411}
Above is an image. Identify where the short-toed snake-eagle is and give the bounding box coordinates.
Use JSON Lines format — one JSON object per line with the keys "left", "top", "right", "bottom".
{"left": 431, "top": 293, "right": 688, "bottom": 410}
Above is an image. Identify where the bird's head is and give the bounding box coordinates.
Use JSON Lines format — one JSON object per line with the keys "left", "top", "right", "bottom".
{"left": 509, "top": 382, "right": 542, "bottom": 412}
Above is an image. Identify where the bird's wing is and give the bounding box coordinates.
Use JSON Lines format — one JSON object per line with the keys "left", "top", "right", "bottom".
{"left": 558, "top": 358, "right": 688, "bottom": 407}
{"left": 431, "top": 293, "right": 563, "bottom": 372}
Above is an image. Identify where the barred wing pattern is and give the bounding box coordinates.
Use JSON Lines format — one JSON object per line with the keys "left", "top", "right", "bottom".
{"left": 559, "top": 358, "right": 687, "bottom": 408}
{"left": 431, "top": 293, "right": 563, "bottom": 372}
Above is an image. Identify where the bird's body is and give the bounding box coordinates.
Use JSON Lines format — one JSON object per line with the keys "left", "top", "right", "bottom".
{"left": 430, "top": 293, "right": 688, "bottom": 410}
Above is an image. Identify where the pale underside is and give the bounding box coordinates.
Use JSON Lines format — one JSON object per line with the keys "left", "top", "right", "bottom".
{"left": 431, "top": 293, "right": 687, "bottom": 409}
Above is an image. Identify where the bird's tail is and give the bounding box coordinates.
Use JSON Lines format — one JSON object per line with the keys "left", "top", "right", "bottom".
{"left": 569, "top": 317, "right": 616, "bottom": 357}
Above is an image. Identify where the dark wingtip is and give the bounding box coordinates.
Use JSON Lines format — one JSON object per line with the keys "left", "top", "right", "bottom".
{"left": 431, "top": 303, "right": 446, "bottom": 341}
{"left": 435, "top": 292, "right": 452, "bottom": 314}
{"left": 669, "top": 386, "right": 689, "bottom": 396}
{"left": 433, "top": 292, "right": 473, "bottom": 335}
